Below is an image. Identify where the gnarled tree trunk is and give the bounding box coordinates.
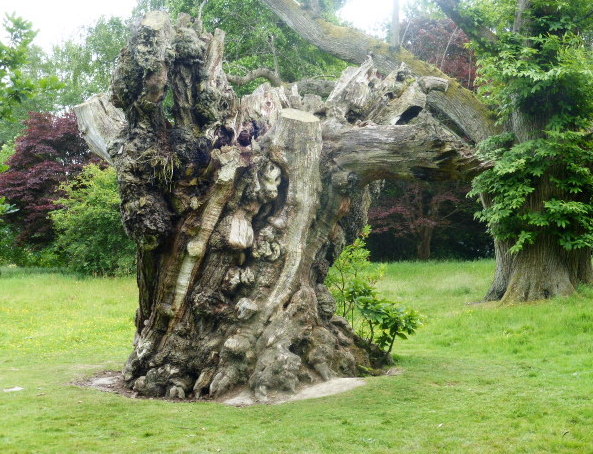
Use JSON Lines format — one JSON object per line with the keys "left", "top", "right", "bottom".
{"left": 75, "top": 12, "right": 477, "bottom": 401}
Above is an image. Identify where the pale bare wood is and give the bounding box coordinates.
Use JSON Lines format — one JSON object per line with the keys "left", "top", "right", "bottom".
{"left": 74, "top": 93, "right": 125, "bottom": 164}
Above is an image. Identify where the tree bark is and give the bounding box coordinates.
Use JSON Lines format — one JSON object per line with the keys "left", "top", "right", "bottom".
{"left": 75, "top": 12, "right": 477, "bottom": 400}
{"left": 416, "top": 226, "right": 433, "bottom": 261}
{"left": 502, "top": 235, "right": 593, "bottom": 302}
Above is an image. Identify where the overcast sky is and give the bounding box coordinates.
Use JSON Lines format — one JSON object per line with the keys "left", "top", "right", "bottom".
{"left": 0, "top": 0, "right": 401, "bottom": 51}
{"left": 0, "top": 0, "right": 137, "bottom": 49}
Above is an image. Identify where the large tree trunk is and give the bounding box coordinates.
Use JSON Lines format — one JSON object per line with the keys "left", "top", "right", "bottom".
{"left": 430, "top": 0, "right": 593, "bottom": 302}
{"left": 75, "top": 12, "right": 476, "bottom": 401}
{"left": 416, "top": 226, "right": 433, "bottom": 261}
{"left": 491, "top": 0, "right": 592, "bottom": 302}
{"left": 481, "top": 114, "right": 593, "bottom": 301}
{"left": 502, "top": 237, "right": 593, "bottom": 302}
{"left": 488, "top": 114, "right": 593, "bottom": 301}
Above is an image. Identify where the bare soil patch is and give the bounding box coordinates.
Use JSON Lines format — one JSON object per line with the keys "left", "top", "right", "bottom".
{"left": 75, "top": 370, "right": 369, "bottom": 406}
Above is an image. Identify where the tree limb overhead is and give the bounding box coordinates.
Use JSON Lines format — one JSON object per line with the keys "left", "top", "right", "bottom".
{"left": 432, "top": 0, "right": 498, "bottom": 45}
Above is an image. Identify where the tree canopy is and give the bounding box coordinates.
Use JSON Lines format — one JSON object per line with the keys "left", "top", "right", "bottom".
{"left": 0, "top": 112, "right": 93, "bottom": 248}
{"left": 468, "top": 1, "right": 593, "bottom": 244}
{"left": 0, "top": 15, "right": 37, "bottom": 120}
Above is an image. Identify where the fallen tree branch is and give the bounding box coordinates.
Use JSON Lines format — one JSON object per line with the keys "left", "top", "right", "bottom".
{"left": 260, "top": 0, "right": 499, "bottom": 143}
{"left": 327, "top": 123, "right": 482, "bottom": 186}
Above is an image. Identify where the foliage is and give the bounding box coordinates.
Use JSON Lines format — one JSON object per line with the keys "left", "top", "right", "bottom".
{"left": 48, "top": 16, "right": 130, "bottom": 109}
{"left": 0, "top": 197, "right": 9, "bottom": 216}
{"left": 0, "top": 225, "right": 21, "bottom": 264}
{"left": 368, "top": 181, "right": 491, "bottom": 260}
{"left": 0, "top": 16, "right": 63, "bottom": 145}
{"left": 357, "top": 289, "right": 423, "bottom": 354}
{"left": 0, "top": 15, "right": 37, "bottom": 120}
{"left": 0, "top": 45, "right": 61, "bottom": 146}
{"left": 0, "top": 16, "right": 128, "bottom": 146}
{"left": 0, "top": 141, "right": 14, "bottom": 164}
{"left": 469, "top": 1, "right": 593, "bottom": 253}
{"left": 50, "top": 165, "right": 135, "bottom": 276}
{"left": 471, "top": 130, "right": 593, "bottom": 252}
{"left": 0, "top": 112, "right": 94, "bottom": 248}
{"left": 326, "top": 226, "right": 422, "bottom": 353}
{"left": 0, "top": 144, "right": 12, "bottom": 216}
{"left": 0, "top": 231, "right": 63, "bottom": 267}
{"left": 146, "top": 0, "right": 348, "bottom": 94}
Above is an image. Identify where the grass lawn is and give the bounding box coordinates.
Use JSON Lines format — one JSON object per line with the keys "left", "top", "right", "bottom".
{"left": 1, "top": 261, "right": 592, "bottom": 453}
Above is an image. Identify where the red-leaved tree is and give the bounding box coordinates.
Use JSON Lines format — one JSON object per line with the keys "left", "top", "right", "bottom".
{"left": 0, "top": 112, "right": 93, "bottom": 247}
{"left": 402, "top": 17, "right": 477, "bottom": 90}
{"left": 369, "top": 181, "right": 469, "bottom": 260}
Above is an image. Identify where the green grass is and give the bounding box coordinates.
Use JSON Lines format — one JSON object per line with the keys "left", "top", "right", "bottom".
{"left": 1, "top": 260, "right": 593, "bottom": 453}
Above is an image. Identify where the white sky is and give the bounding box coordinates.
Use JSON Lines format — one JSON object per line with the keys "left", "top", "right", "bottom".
{"left": 0, "top": 0, "right": 403, "bottom": 51}
{"left": 0, "top": 0, "right": 137, "bottom": 50}
{"left": 339, "top": 0, "right": 401, "bottom": 37}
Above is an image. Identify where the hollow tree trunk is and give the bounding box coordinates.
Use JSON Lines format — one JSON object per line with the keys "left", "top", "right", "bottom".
{"left": 75, "top": 12, "right": 476, "bottom": 401}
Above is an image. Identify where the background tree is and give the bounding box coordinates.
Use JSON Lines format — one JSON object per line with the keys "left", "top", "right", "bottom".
{"left": 0, "top": 112, "right": 93, "bottom": 249}
{"left": 48, "top": 17, "right": 130, "bottom": 109}
{"left": 0, "top": 16, "right": 128, "bottom": 146}
{"left": 0, "top": 45, "right": 63, "bottom": 146}
{"left": 0, "top": 15, "right": 37, "bottom": 120}
{"left": 368, "top": 181, "right": 488, "bottom": 260}
{"left": 0, "top": 15, "right": 62, "bottom": 146}
{"left": 51, "top": 165, "right": 136, "bottom": 276}
{"left": 401, "top": 16, "right": 476, "bottom": 90}
{"left": 433, "top": 0, "right": 593, "bottom": 301}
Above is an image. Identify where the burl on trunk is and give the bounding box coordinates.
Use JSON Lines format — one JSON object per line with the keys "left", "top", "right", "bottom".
{"left": 75, "top": 12, "right": 476, "bottom": 401}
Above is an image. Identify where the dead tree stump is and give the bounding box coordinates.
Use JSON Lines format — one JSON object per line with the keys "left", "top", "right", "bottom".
{"left": 75, "top": 12, "right": 477, "bottom": 401}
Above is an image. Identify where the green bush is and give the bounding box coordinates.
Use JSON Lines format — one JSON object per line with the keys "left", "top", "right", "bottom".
{"left": 50, "top": 164, "right": 135, "bottom": 276}
{"left": 326, "top": 226, "right": 423, "bottom": 354}
{"left": 0, "top": 143, "right": 13, "bottom": 215}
